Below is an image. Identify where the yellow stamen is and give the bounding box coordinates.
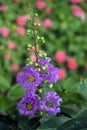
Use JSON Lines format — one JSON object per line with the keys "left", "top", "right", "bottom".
{"left": 28, "top": 75, "right": 35, "bottom": 82}
{"left": 26, "top": 103, "right": 33, "bottom": 110}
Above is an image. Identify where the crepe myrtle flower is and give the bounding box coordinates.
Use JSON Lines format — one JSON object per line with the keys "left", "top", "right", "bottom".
{"left": 39, "top": 91, "right": 62, "bottom": 115}
{"left": 17, "top": 92, "right": 39, "bottom": 115}
{"left": 38, "top": 57, "right": 51, "bottom": 66}
{"left": 17, "top": 66, "right": 42, "bottom": 90}
{"left": 40, "top": 64, "right": 59, "bottom": 83}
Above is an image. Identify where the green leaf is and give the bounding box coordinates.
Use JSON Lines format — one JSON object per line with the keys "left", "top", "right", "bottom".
{"left": 0, "top": 123, "right": 11, "bottom": 130}
{"left": 7, "top": 84, "right": 25, "bottom": 101}
{"left": 78, "top": 81, "right": 87, "bottom": 100}
{"left": 76, "top": 108, "right": 87, "bottom": 118}
{"left": 19, "top": 117, "right": 40, "bottom": 130}
{"left": 80, "top": 128, "right": 87, "bottom": 130}
{"left": 0, "top": 76, "right": 10, "bottom": 92}
{"left": 61, "top": 77, "right": 79, "bottom": 93}
{"left": 38, "top": 116, "right": 70, "bottom": 130}
{"left": 57, "top": 117, "right": 87, "bottom": 130}
{"left": 0, "top": 96, "right": 11, "bottom": 113}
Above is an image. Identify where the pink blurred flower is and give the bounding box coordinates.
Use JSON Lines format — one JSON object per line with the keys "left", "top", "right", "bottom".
{"left": 13, "top": 0, "right": 20, "bottom": 2}
{"left": 67, "top": 57, "right": 78, "bottom": 70}
{"left": 35, "top": 0, "right": 46, "bottom": 9}
{"left": 71, "top": 5, "right": 86, "bottom": 20}
{"left": 58, "top": 68, "right": 67, "bottom": 80}
{"left": 45, "top": 7, "right": 52, "bottom": 14}
{"left": 11, "top": 63, "right": 19, "bottom": 72}
{"left": 85, "top": 64, "right": 87, "bottom": 70}
{"left": 16, "top": 15, "right": 28, "bottom": 26}
{"left": 7, "top": 41, "right": 17, "bottom": 50}
{"left": 16, "top": 27, "right": 26, "bottom": 35}
{"left": 55, "top": 51, "right": 67, "bottom": 63}
{"left": 0, "top": 4, "right": 8, "bottom": 11}
{"left": 4, "top": 53, "right": 11, "bottom": 60}
{"left": 0, "top": 27, "right": 10, "bottom": 37}
{"left": 42, "top": 19, "right": 53, "bottom": 28}
{"left": 71, "top": 0, "right": 85, "bottom": 3}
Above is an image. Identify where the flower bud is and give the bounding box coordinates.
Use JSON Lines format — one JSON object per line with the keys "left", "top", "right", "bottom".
{"left": 49, "top": 84, "right": 53, "bottom": 88}
{"left": 39, "top": 89, "right": 42, "bottom": 93}
{"left": 35, "top": 13, "right": 38, "bottom": 16}
{"left": 42, "top": 66, "right": 46, "bottom": 70}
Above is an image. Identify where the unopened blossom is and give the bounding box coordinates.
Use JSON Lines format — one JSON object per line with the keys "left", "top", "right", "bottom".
{"left": 39, "top": 91, "right": 62, "bottom": 115}
{"left": 17, "top": 66, "right": 42, "bottom": 90}
{"left": 35, "top": 0, "right": 46, "bottom": 9}
{"left": 17, "top": 92, "right": 39, "bottom": 115}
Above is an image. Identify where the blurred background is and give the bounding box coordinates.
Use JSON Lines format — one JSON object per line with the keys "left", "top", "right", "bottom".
{"left": 0, "top": 0, "right": 87, "bottom": 115}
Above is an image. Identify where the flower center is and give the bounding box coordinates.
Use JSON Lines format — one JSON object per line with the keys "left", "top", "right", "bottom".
{"left": 26, "top": 102, "right": 33, "bottom": 110}
{"left": 46, "top": 100, "right": 53, "bottom": 108}
{"left": 28, "top": 75, "right": 35, "bottom": 82}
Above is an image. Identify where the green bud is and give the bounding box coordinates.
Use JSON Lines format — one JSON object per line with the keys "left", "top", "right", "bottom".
{"left": 29, "top": 61, "right": 33, "bottom": 65}
{"left": 37, "top": 36, "right": 40, "bottom": 40}
{"left": 49, "top": 84, "right": 53, "bottom": 88}
{"left": 26, "top": 63, "right": 29, "bottom": 66}
{"left": 28, "top": 17, "right": 32, "bottom": 21}
{"left": 27, "top": 44, "right": 32, "bottom": 48}
{"left": 35, "top": 30, "right": 38, "bottom": 34}
{"left": 38, "top": 23, "right": 41, "bottom": 26}
{"left": 39, "top": 89, "right": 42, "bottom": 93}
{"left": 42, "top": 66, "right": 46, "bottom": 70}
{"left": 34, "top": 22, "right": 37, "bottom": 26}
{"left": 35, "top": 13, "right": 38, "bottom": 16}
{"left": 44, "top": 53, "right": 47, "bottom": 57}
{"left": 38, "top": 53, "right": 42, "bottom": 57}
{"left": 42, "top": 40, "right": 45, "bottom": 43}
{"left": 41, "top": 37, "right": 44, "bottom": 40}
{"left": 27, "top": 29, "right": 31, "bottom": 33}
{"left": 26, "top": 58, "right": 29, "bottom": 61}
{"left": 35, "top": 63, "right": 38, "bottom": 66}
{"left": 40, "top": 111, "right": 43, "bottom": 115}
{"left": 38, "top": 68, "right": 41, "bottom": 72}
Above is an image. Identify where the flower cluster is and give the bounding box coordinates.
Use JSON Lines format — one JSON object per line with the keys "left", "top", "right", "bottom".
{"left": 17, "top": 54, "right": 62, "bottom": 116}
{"left": 17, "top": 7, "right": 62, "bottom": 116}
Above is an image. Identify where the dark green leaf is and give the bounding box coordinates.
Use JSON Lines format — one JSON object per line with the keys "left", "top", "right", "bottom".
{"left": 76, "top": 108, "right": 87, "bottom": 118}
{"left": 78, "top": 81, "right": 87, "bottom": 100}
{"left": 0, "top": 123, "right": 11, "bottom": 130}
{"left": 57, "top": 117, "right": 87, "bottom": 130}
{"left": 38, "top": 116, "right": 70, "bottom": 130}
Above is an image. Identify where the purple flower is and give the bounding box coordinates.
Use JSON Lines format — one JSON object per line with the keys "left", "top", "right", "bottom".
{"left": 39, "top": 91, "right": 62, "bottom": 115}
{"left": 38, "top": 57, "right": 51, "bottom": 66}
{"left": 17, "top": 66, "right": 42, "bottom": 90}
{"left": 40, "top": 64, "right": 59, "bottom": 83}
{"left": 17, "top": 92, "right": 39, "bottom": 116}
